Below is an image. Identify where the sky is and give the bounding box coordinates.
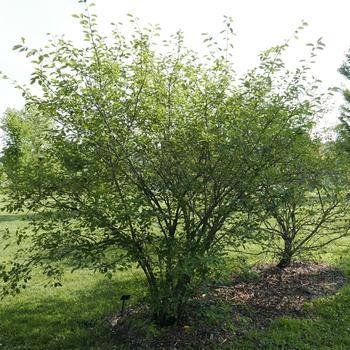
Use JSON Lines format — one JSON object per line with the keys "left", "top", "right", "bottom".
{"left": 1, "top": 0, "right": 350, "bottom": 132}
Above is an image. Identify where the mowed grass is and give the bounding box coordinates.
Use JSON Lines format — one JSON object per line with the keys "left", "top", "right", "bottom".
{"left": 0, "top": 212, "right": 147, "bottom": 350}
{"left": 0, "top": 212, "right": 350, "bottom": 349}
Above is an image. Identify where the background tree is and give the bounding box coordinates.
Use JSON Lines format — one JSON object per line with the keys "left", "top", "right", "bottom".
{"left": 1, "top": 108, "right": 51, "bottom": 208}
{"left": 0, "top": 5, "right": 323, "bottom": 324}
{"left": 247, "top": 133, "right": 350, "bottom": 268}
{"left": 336, "top": 49, "right": 350, "bottom": 154}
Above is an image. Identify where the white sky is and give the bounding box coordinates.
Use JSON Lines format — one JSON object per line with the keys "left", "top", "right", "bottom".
{"left": 1, "top": 0, "right": 350, "bottom": 131}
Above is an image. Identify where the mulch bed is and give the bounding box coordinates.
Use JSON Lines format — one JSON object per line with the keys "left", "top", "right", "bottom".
{"left": 108, "top": 262, "right": 346, "bottom": 349}
{"left": 212, "top": 262, "right": 345, "bottom": 331}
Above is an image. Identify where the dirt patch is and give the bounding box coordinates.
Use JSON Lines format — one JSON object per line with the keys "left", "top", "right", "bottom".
{"left": 108, "top": 262, "right": 346, "bottom": 349}
{"left": 211, "top": 261, "right": 345, "bottom": 332}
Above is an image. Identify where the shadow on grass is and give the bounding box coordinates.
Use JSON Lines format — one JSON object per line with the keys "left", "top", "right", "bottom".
{"left": 0, "top": 273, "right": 146, "bottom": 350}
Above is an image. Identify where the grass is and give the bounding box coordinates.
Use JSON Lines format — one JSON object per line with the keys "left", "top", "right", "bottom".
{"left": 231, "top": 287, "right": 350, "bottom": 350}
{"left": 0, "top": 212, "right": 350, "bottom": 349}
{"left": 0, "top": 271, "right": 148, "bottom": 350}
{"left": 0, "top": 213, "right": 148, "bottom": 350}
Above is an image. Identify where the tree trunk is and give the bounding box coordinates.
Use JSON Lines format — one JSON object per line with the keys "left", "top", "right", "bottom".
{"left": 153, "top": 310, "right": 177, "bottom": 327}
{"left": 151, "top": 273, "right": 192, "bottom": 326}
{"left": 277, "top": 255, "right": 292, "bottom": 269}
{"left": 277, "top": 239, "right": 293, "bottom": 269}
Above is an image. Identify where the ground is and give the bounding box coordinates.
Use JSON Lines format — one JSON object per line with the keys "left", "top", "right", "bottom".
{"left": 0, "top": 212, "right": 350, "bottom": 349}
{"left": 109, "top": 262, "right": 347, "bottom": 349}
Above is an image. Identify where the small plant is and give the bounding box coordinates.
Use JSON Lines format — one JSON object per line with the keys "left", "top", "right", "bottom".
{"left": 250, "top": 137, "right": 350, "bottom": 268}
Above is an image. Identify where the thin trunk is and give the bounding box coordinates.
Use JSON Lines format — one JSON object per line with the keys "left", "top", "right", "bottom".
{"left": 277, "top": 237, "right": 293, "bottom": 269}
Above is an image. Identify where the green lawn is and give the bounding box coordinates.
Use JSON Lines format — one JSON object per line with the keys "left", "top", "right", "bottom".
{"left": 0, "top": 212, "right": 350, "bottom": 349}
{"left": 0, "top": 213, "right": 148, "bottom": 350}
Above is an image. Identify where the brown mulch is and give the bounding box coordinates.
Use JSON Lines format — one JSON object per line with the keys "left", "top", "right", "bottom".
{"left": 211, "top": 261, "right": 345, "bottom": 331}
{"left": 108, "top": 262, "right": 346, "bottom": 349}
